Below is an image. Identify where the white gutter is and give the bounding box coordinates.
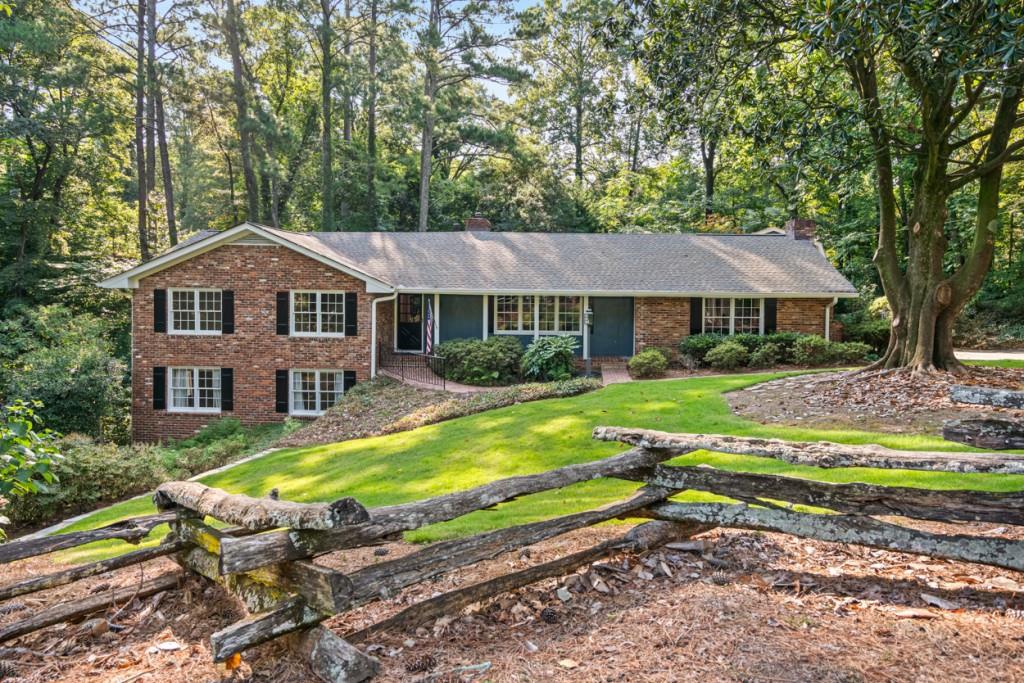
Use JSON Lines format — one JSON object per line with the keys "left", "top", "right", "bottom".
{"left": 370, "top": 292, "right": 398, "bottom": 378}
{"left": 825, "top": 296, "right": 838, "bottom": 340}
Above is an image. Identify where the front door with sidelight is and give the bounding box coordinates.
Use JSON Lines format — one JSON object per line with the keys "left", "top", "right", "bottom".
{"left": 396, "top": 294, "right": 424, "bottom": 351}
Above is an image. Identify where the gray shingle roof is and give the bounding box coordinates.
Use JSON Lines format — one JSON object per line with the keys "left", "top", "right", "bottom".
{"left": 166, "top": 227, "right": 856, "bottom": 296}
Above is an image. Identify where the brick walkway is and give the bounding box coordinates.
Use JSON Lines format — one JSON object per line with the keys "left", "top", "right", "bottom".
{"left": 599, "top": 362, "right": 631, "bottom": 385}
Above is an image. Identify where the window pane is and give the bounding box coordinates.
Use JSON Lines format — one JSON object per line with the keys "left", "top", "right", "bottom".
{"left": 293, "top": 293, "right": 318, "bottom": 333}
{"left": 197, "top": 369, "right": 221, "bottom": 409}
{"left": 319, "top": 371, "right": 342, "bottom": 411}
{"left": 538, "top": 296, "right": 556, "bottom": 332}
{"left": 734, "top": 298, "right": 761, "bottom": 334}
{"left": 558, "top": 296, "right": 581, "bottom": 332}
{"left": 171, "top": 290, "right": 196, "bottom": 331}
{"left": 292, "top": 371, "right": 317, "bottom": 412}
{"left": 521, "top": 296, "right": 534, "bottom": 331}
{"left": 320, "top": 293, "right": 345, "bottom": 334}
{"left": 198, "top": 291, "right": 222, "bottom": 332}
{"left": 704, "top": 298, "right": 731, "bottom": 334}
{"left": 496, "top": 296, "right": 519, "bottom": 331}
{"left": 170, "top": 368, "right": 194, "bottom": 408}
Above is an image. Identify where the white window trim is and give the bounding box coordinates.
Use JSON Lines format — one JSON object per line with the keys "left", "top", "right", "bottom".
{"left": 493, "top": 295, "right": 582, "bottom": 336}
{"left": 289, "top": 369, "right": 346, "bottom": 416}
{"left": 290, "top": 290, "right": 347, "bottom": 338}
{"left": 702, "top": 297, "right": 764, "bottom": 335}
{"left": 167, "top": 366, "right": 222, "bottom": 414}
{"left": 168, "top": 288, "right": 223, "bottom": 336}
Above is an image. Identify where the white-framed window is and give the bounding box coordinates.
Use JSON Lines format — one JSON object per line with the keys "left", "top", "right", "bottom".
{"left": 703, "top": 297, "right": 764, "bottom": 335}
{"left": 494, "top": 295, "right": 581, "bottom": 335}
{"left": 169, "top": 367, "right": 221, "bottom": 413}
{"left": 290, "top": 369, "right": 345, "bottom": 416}
{"left": 169, "top": 288, "right": 222, "bottom": 334}
{"left": 290, "top": 291, "right": 346, "bottom": 337}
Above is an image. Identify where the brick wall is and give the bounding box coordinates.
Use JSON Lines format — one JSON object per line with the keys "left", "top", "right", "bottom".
{"left": 777, "top": 298, "right": 832, "bottom": 337}
{"left": 633, "top": 296, "right": 837, "bottom": 357}
{"left": 132, "top": 245, "right": 383, "bottom": 442}
{"left": 634, "top": 297, "right": 690, "bottom": 355}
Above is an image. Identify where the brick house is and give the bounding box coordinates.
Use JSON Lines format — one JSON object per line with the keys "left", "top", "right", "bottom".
{"left": 100, "top": 219, "right": 856, "bottom": 442}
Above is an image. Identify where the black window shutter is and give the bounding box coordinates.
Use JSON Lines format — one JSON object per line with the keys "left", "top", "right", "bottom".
{"left": 153, "top": 366, "right": 166, "bottom": 410}
{"left": 222, "top": 291, "right": 235, "bottom": 334}
{"left": 220, "top": 368, "right": 234, "bottom": 411}
{"left": 154, "top": 289, "right": 167, "bottom": 333}
{"left": 764, "top": 298, "right": 778, "bottom": 334}
{"left": 275, "top": 369, "right": 289, "bottom": 413}
{"left": 344, "top": 292, "right": 358, "bottom": 336}
{"left": 276, "top": 292, "right": 289, "bottom": 335}
{"left": 486, "top": 295, "right": 493, "bottom": 335}
{"left": 343, "top": 370, "right": 356, "bottom": 392}
{"left": 689, "top": 298, "right": 703, "bottom": 335}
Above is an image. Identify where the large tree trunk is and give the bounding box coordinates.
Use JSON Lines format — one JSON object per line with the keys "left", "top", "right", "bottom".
{"left": 224, "top": 0, "right": 260, "bottom": 222}
{"left": 320, "top": 0, "right": 334, "bottom": 231}
{"left": 145, "top": 0, "right": 157, "bottom": 195}
{"left": 155, "top": 82, "right": 178, "bottom": 245}
{"left": 365, "top": 0, "right": 378, "bottom": 230}
{"left": 135, "top": 0, "right": 150, "bottom": 260}
{"left": 573, "top": 99, "right": 584, "bottom": 183}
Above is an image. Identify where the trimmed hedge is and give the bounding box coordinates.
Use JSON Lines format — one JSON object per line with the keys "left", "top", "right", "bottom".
{"left": 436, "top": 336, "right": 524, "bottom": 386}
{"left": 628, "top": 349, "right": 669, "bottom": 378}
{"left": 680, "top": 332, "right": 872, "bottom": 370}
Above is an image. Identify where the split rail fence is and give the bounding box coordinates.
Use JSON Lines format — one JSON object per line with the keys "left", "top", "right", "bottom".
{"left": 3, "top": 426, "right": 1024, "bottom": 681}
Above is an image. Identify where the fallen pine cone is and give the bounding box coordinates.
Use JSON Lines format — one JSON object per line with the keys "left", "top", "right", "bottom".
{"left": 373, "top": 547, "right": 390, "bottom": 557}
{"left": 406, "top": 653, "right": 437, "bottom": 673}
{"left": 540, "top": 607, "right": 559, "bottom": 624}
{"left": 711, "top": 571, "right": 730, "bottom": 586}
{"left": 1006, "top": 608, "right": 1024, "bottom": 620}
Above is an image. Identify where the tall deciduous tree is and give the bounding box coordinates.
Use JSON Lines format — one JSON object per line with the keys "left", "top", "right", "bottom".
{"left": 621, "top": 0, "right": 1024, "bottom": 372}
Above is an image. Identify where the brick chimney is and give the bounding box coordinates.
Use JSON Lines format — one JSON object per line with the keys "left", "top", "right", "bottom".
{"left": 784, "top": 218, "right": 817, "bottom": 241}
{"left": 464, "top": 213, "right": 491, "bottom": 232}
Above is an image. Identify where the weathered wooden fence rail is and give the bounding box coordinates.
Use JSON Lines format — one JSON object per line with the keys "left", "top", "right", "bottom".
{"left": 3, "top": 426, "right": 1024, "bottom": 681}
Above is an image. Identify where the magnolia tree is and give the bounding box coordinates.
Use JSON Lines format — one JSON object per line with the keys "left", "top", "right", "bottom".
{"left": 619, "top": 0, "right": 1024, "bottom": 372}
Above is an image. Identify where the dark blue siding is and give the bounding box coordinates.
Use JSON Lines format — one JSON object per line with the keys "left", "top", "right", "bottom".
{"left": 439, "top": 295, "right": 484, "bottom": 342}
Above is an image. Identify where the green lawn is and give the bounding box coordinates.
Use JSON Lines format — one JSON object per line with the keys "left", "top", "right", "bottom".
{"left": 59, "top": 372, "right": 1024, "bottom": 563}
{"left": 965, "top": 358, "right": 1024, "bottom": 368}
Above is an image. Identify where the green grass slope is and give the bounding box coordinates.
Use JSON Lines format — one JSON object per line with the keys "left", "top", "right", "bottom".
{"left": 59, "top": 372, "right": 1024, "bottom": 563}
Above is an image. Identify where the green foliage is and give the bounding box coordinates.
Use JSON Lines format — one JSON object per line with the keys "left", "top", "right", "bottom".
{"left": 437, "top": 337, "right": 524, "bottom": 386}
{"left": 0, "top": 401, "right": 62, "bottom": 539}
{"left": 748, "top": 342, "right": 783, "bottom": 368}
{"left": 705, "top": 340, "right": 749, "bottom": 370}
{"left": 627, "top": 349, "right": 669, "bottom": 378}
{"left": 830, "top": 341, "right": 873, "bottom": 364}
{"left": 679, "top": 333, "right": 727, "bottom": 365}
{"left": 0, "top": 305, "right": 129, "bottom": 440}
{"left": 4, "top": 418, "right": 294, "bottom": 528}
{"left": 792, "top": 335, "right": 832, "bottom": 366}
{"left": 521, "top": 336, "right": 578, "bottom": 381}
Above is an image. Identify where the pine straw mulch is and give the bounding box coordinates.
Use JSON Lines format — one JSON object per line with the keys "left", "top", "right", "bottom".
{"left": 729, "top": 366, "right": 1024, "bottom": 435}
{"left": 4, "top": 520, "right": 1024, "bottom": 682}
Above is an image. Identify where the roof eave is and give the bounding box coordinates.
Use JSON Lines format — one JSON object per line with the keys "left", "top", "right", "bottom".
{"left": 97, "top": 223, "right": 395, "bottom": 293}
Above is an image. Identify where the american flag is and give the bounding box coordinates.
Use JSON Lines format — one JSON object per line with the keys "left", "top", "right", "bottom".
{"left": 424, "top": 299, "right": 434, "bottom": 354}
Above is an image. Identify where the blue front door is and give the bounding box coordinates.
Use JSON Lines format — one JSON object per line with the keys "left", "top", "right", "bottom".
{"left": 589, "top": 297, "right": 634, "bottom": 357}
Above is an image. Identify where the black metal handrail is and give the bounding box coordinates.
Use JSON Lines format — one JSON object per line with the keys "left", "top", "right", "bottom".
{"left": 378, "top": 343, "right": 447, "bottom": 390}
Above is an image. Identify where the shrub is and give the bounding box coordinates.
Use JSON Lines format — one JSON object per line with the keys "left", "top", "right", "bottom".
{"left": 1, "top": 401, "right": 62, "bottom": 539}
{"left": 762, "top": 332, "right": 804, "bottom": 361}
{"left": 521, "top": 336, "right": 578, "bottom": 381}
{"left": 4, "top": 417, "right": 295, "bottom": 529}
{"left": 730, "top": 333, "right": 767, "bottom": 353}
{"left": 841, "top": 317, "right": 890, "bottom": 352}
{"left": 679, "top": 333, "right": 726, "bottom": 365}
{"left": 627, "top": 349, "right": 669, "bottom": 378}
{"left": 793, "top": 335, "right": 832, "bottom": 365}
{"left": 748, "top": 342, "right": 783, "bottom": 368}
{"left": 705, "top": 340, "right": 749, "bottom": 370}
{"left": 437, "top": 336, "right": 523, "bottom": 385}
{"left": 830, "top": 341, "right": 873, "bottom": 364}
